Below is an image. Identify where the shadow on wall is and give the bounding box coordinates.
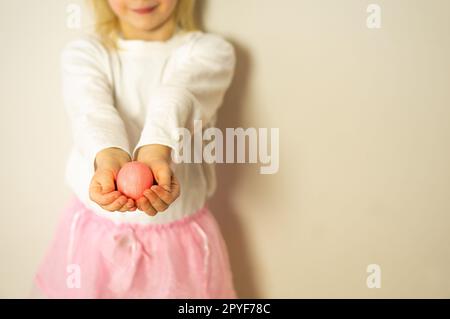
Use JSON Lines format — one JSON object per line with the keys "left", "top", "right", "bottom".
{"left": 195, "top": 1, "right": 261, "bottom": 298}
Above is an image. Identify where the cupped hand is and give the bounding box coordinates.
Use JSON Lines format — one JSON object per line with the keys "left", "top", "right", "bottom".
{"left": 135, "top": 145, "right": 181, "bottom": 216}
{"left": 88, "top": 148, "right": 137, "bottom": 212}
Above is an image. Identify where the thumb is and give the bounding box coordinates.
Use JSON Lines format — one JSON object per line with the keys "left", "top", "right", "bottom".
{"left": 96, "top": 169, "right": 117, "bottom": 194}
{"left": 152, "top": 165, "right": 172, "bottom": 192}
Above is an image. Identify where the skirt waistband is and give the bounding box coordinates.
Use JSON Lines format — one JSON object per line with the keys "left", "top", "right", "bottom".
{"left": 67, "top": 196, "right": 210, "bottom": 231}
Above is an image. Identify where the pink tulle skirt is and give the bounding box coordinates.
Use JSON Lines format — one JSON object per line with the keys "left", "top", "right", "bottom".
{"left": 34, "top": 196, "right": 237, "bottom": 299}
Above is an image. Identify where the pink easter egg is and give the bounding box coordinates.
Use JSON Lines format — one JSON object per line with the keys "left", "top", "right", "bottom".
{"left": 116, "top": 161, "right": 154, "bottom": 200}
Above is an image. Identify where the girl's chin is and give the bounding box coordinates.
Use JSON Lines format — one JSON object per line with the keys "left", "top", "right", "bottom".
{"left": 129, "top": 21, "right": 162, "bottom": 32}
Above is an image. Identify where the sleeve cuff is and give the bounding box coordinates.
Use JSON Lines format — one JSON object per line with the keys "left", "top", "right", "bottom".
{"left": 86, "top": 143, "right": 132, "bottom": 176}
{"left": 132, "top": 137, "right": 178, "bottom": 161}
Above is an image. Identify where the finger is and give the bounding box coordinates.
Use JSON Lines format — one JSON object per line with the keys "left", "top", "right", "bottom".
{"left": 89, "top": 181, "right": 121, "bottom": 205}
{"left": 171, "top": 175, "right": 181, "bottom": 199}
{"left": 102, "top": 195, "right": 128, "bottom": 212}
{"left": 143, "top": 189, "right": 169, "bottom": 212}
{"left": 150, "top": 185, "right": 173, "bottom": 205}
{"left": 118, "top": 198, "right": 135, "bottom": 212}
{"left": 153, "top": 167, "right": 172, "bottom": 192}
{"left": 95, "top": 170, "right": 116, "bottom": 193}
{"left": 136, "top": 196, "right": 157, "bottom": 216}
{"left": 151, "top": 175, "right": 181, "bottom": 204}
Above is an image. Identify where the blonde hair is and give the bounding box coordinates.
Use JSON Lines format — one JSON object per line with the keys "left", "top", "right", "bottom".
{"left": 88, "top": 0, "right": 198, "bottom": 49}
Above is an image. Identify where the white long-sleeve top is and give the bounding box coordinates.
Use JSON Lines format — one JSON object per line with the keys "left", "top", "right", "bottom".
{"left": 62, "top": 29, "right": 236, "bottom": 224}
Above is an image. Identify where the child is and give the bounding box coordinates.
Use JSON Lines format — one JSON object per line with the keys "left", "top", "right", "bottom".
{"left": 33, "top": 0, "right": 237, "bottom": 298}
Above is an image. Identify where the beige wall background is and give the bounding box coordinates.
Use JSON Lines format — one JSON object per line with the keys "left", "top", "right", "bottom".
{"left": 1, "top": 0, "right": 449, "bottom": 298}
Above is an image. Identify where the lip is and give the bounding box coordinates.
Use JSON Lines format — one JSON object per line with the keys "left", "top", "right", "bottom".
{"left": 131, "top": 5, "right": 158, "bottom": 14}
